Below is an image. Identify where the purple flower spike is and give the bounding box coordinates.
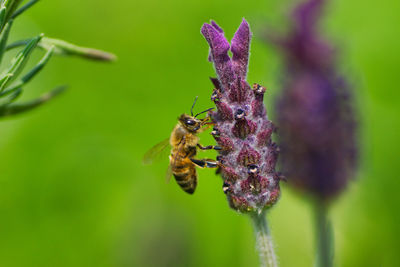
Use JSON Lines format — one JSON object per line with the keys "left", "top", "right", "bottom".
{"left": 202, "top": 20, "right": 280, "bottom": 213}
{"left": 272, "top": 0, "right": 358, "bottom": 200}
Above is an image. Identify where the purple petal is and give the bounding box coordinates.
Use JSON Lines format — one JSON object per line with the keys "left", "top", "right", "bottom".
{"left": 209, "top": 77, "right": 221, "bottom": 90}
{"left": 207, "top": 21, "right": 225, "bottom": 61}
{"left": 211, "top": 20, "right": 224, "bottom": 33}
{"left": 201, "top": 23, "right": 235, "bottom": 89}
{"left": 231, "top": 19, "right": 251, "bottom": 79}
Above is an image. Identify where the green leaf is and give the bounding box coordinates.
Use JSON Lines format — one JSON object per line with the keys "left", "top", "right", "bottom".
{"left": 11, "top": 0, "right": 39, "bottom": 19}
{"left": 0, "top": 85, "right": 66, "bottom": 117}
{"left": 0, "top": 20, "right": 12, "bottom": 64}
{"left": 0, "top": 6, "right": 6, "bottom": 30}
{"left": 0, "top": 73, "right": 13, "bottom": 92}
{"left": 0, "top": 86, "right": 21, "bottom": 105}
{"left": 4, "top": 38, "right": 28, "bottom": 51}
{"left": 2, "top": 0, "right": 23, "bottom": 23}
{"left": 41, "top": 37, "right": 116, "bottom": 61}
{"left": 20, "top": 45, "right": 54, "bottom": 83}
{"left": 0, "top": 46, "right": 54, "bottom": 96}
{"left": 6, "top": 37, "right": 116, "bottom": 62}
{"left": 0, "top": 34, "right": 43, "bottom": 90}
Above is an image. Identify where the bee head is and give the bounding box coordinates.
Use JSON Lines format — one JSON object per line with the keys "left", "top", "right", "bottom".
{"left": 178, "top": 96, "right": 214, "bottom": 132}
{"left": 179, "top": 114, "right": 202, "bottom": 132}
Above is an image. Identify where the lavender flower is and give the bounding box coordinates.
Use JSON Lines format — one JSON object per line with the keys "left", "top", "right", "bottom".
{"left": 271, "top": 0, "right": 358, "bottom": 201}
{"left": 201, "top": 19, "right": 280, "bottom": 213}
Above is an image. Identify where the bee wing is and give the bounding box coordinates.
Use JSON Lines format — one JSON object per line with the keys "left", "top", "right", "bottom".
{"left": 166, "top": 136, "right": 187, "bottom": 183}
{"left": 142, "top": 138, "right": 170, "bottom": 165}
{"left": 165, "top": 163, "right": 173, "bottom": 183}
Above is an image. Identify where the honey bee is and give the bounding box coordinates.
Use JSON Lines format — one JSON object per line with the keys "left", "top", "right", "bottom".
{"left": 143, "top": 97, "right": 221, "bottom": 194}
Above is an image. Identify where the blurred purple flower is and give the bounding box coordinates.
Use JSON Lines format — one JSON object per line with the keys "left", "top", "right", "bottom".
{"left": 272, "top": 0, "right": 358, "bottom": 200}
{"left": 201, "top": 19, "right": 280, "bottom": 213}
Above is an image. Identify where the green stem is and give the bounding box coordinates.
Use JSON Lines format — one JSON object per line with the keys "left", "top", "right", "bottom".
{"left": 315, "top": 202, "right": 333, "bottom": 267}
{"left": 250, "top": 211, "right": 278, "bottom": 267}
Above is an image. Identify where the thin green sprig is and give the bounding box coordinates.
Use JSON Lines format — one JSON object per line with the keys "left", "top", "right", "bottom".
{"left": 6, "top": 37, "right": 117, "bottom": 61}
{"left": 0, "top": 0, "right": 115, "bottom": 118}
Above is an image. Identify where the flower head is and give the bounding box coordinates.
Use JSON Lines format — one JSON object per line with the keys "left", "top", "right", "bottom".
{"left": 272, "top": 0, "right": 358, "bottom": 200}
{"left": 201, "top": 19, "right": 280, "bottom": 213}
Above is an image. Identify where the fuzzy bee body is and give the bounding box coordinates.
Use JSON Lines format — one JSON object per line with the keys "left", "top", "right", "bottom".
{"left": 169, "top": 122, "right": 201, "bottom": 194}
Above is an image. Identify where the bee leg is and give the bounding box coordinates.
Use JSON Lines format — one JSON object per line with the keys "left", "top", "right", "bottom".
{"left": 200, "top": 116, "right": 214, "bottom": 127}
{"left": 198, "top": 123, "right": 214, "bottom": 133}
{"left": 197, "top": 144, "right": 222, "bottom": 151}
{"left": 190, "top": 158, "right": 219, "bottom": 168}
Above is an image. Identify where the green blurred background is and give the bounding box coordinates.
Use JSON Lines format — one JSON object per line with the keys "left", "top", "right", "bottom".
{"left": 0, "top": 0, "right": 399, "bottom": 266}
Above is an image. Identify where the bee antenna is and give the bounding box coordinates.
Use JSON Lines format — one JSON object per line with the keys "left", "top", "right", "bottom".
{"left": 191, "top": 96, "right": 198, "bottom": 116}
{"left": 195, "top": 107, "right": 214, "bottom": 118}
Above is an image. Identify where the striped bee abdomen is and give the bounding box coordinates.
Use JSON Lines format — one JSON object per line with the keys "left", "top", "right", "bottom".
{"left": 172, "top": 158, "right": 197, "bottom": 194}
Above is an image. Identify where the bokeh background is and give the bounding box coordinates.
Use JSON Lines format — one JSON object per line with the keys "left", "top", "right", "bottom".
{"left": 0, "top": 0, "right": 399, "bottom": 266}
